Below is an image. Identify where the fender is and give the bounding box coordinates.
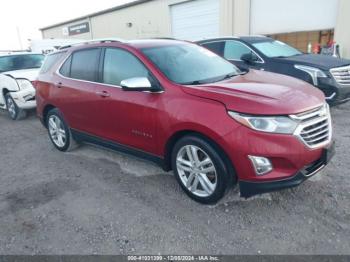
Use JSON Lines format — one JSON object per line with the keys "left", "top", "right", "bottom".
{"left": 0, "top": 74, "right": 20, "bottom": 107}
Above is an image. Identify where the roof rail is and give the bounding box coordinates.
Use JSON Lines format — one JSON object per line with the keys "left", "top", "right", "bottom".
{"left": 193, "top": 36, "right": 239, "bottom": 42}
{"left": 59, "top": 38, "right": 125, "bottom": 50}
{"left": 239, "top": 35, "right": 267, "bottom": 38}
{"left": 151, "top": 37, "right": 178, "bottom": 40}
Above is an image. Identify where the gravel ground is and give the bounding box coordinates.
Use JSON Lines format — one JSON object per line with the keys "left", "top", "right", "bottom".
{"left": 0, "top": 103, "right": 349, "bottom": 255}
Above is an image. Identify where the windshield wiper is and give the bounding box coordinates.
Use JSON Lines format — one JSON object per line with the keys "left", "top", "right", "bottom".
{"left": 182, "top": 80, "right": 205, "bottom": 85}
{"left": 183, "top": 71, "right": 241, "bottom": 85}
{"left": 217, "top": 71, "right": 242, "bottom": 82}
{"left": 223, "top": 72, "right": 237, "bottom": 79}
{"left": 291, "top": 53, "right": 304, "bottom": 57}
{"left": 237, "top": 70, "right": 249, "bottom": 75}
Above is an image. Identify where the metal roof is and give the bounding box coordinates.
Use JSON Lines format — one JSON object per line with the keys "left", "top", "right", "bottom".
{"left": 40, "top": 0, "right": 153, "bottom": 31}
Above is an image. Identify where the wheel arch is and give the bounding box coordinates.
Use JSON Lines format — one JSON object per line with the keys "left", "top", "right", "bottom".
{"left": 163, "top": 130, "right": 237, "bottom": 185}
{"left": 42, "top": 104, "right": 57, "bottom": 127}
{"left": 0, "top": 74, "right": 20, "bottom": 105}
{"left": 2, "top": 88, "right": 10, "bottom": 99}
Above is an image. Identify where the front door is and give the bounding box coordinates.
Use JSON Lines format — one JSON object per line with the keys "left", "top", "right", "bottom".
{"left": 93, "top": 47, "right": 160, "bottom": 154}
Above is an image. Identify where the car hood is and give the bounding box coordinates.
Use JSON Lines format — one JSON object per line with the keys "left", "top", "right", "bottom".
{"left": 2, "top": 68, "right": 40, "bottom": 81}
{"left": 273, "top": 54, "right": 350, "bottom": 70}
{"left": 181, "top": 70, "right": 325, "bottom": 115}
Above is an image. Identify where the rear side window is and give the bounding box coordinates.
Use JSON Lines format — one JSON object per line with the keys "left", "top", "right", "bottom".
{"left": 70, "top": 49, "right": 101, "bottom": 81}
{"left": 59, "top": 56, "right": 72, "bottom": 77}
{"left": 102, "top": 48, "right": 149, "bottom": 86}
{"left": 224, "top": 41, "right": 253, "bottom": 60}
{"left": 40, "top": 52, "right": 65, "bottom": 74}
{"left": 201, "top": 41, "right": 225, "bottom": 56}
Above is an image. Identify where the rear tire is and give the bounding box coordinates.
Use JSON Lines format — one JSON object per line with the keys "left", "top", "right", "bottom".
{"left": 46, "top": 108, "right": 78, "bottom": 152}
{"left": 171, "top": 135, "right": 234, "bottom": 204}
{"left": 5, "top": 93, "right": 27, "bottom": 120}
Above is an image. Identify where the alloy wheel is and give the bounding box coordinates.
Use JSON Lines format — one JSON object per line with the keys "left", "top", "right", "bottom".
{"left": 176, "top": 145, "right": 217, "bottom": 197}
{"left": 6, "top": 96, "right": 16, "bottom": 119}
{"left": 48, "top": 115, "right": 67, "bottom": 148}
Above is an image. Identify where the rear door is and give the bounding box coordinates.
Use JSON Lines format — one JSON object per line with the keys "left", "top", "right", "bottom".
{"left": 54, "top": 48, "right": 102, "bottom": 135}
{"left": 93, "top": 47, "right": 160, "bottom": 154}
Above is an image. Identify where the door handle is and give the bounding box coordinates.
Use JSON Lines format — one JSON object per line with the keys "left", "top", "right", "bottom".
{"left": 55, "top": 82, "right": 63, "bottom": 88}
{"left": 96, "top": 91, "right": 110, "bottom": 98}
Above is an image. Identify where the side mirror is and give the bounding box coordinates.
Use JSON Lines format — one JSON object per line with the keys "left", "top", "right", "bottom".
{"left": 241, "top": 53, "right": 254, "bottom": 64}
{"left": 121, "top": 77, "right": 159, "bottom": 92}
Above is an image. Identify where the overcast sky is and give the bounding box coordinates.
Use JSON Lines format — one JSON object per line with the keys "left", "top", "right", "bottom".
{"left": 0, "top": 0, "right": 134, "bottom": 50}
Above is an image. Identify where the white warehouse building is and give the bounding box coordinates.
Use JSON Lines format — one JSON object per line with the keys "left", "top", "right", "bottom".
{"left": 40, "top": 0, "right": 350, "bottom": 58}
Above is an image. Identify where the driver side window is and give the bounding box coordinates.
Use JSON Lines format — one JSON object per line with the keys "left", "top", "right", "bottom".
{"left": 224, "top": 41, "right": 260, "bottom": 62}
{"left": 103, "top": 48, "right": 149, "bottom": 86}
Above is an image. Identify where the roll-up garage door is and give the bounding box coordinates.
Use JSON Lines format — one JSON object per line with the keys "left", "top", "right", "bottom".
{"left": 251, "top": 0, "right": 339, "bottom": 35}
{"left": 170, "top": 0, "right": 220, "bottom": 40}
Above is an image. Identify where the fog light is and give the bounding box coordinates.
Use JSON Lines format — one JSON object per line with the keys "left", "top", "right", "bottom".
{"left": 248, "top": 156, "right": 273, "bottom": 176}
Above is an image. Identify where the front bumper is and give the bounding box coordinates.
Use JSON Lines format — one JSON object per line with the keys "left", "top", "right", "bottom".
{"left": 10, "top": 89, "right": 36, "bottom": 110}
{"left": 334, "top": 85, "right": 350, "bottom": 104}
{"left": 239, "top": 142, "right": 335, "bottom": 198}
{"left": 318, "top": 77, "right": 350, "bottom": 105}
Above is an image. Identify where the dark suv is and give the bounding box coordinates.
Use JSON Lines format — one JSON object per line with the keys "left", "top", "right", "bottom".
{"left": 197, "top": 36, "right": 350, "bottom": 105}
{"left": 35, "top": 39, "right": 333, "bottom": 204}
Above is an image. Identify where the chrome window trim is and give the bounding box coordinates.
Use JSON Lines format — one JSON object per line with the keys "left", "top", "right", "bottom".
{"left": 200, "top": 39, "right": 265, "bottom": 64}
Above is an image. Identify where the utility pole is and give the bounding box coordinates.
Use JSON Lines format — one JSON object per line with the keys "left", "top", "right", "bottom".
{"left": 16, "top": 26, "right": 23, "bottom": 50}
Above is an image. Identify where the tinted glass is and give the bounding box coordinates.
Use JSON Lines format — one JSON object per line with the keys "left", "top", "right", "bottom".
{"left": 70, "top": 49, "right": 100, "bottom": 81}
{"left": 224, "top": 41, "right": 253, "bottom": 60}
{"left": 40, "top": 52, "right": 65, "bottom": 74}
{"left": 252, "top": 40, "right": 302, "bottom": 58}
{"left": 201, "top": 41, "right": 225, "bottom": 56}
{"left": 59, "top": 56, "right": 72, "bottom": 77}
{"left": 0, "top": 54, "right": 44, "bottom": 73}
{"left": 103, "top": 48, "right": 149, "bottom": 86}
{"left": 141, "top": 43, "right": 239, "bottom": 85}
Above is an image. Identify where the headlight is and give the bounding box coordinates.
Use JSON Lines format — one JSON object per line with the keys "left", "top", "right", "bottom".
{"left": 294, "top": 65, "right": 327, "bottom": 86}
{"left": 16, "top": 79, "right": 34, "bottom": 91}
{"left": 228, "top": 111, "right": 298, "bottom": 134}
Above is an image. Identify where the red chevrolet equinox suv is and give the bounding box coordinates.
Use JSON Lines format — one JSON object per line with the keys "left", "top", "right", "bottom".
{"left": 35, "top": 39, "right": 334, "bottom": 204}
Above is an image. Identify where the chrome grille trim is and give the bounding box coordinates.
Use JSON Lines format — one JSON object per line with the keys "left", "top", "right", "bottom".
{"left": 302, "top": 128, "right": 328, "bottom": 139}
{"left": 301, "top": 121, "right": 328, "bottom": 135}
{"left": 330, "top": 65, "right": 350, "bottom": 86}
{"left": 290, "top": 104, "right": 332, "bottom": 149}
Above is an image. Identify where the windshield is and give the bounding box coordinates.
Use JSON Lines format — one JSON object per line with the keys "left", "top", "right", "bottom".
{"left": 252, "top": 40, "right": 303, "bottom": 58}
{"left": 0, "top": 54, "right": 45, "bottom": 73}
{"left": 141, "top": 43, "right": 240, "bottom": 85}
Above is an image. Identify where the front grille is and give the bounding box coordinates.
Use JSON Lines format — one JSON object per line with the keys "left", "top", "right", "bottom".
{"left": 291, "top": 104, "right": 332, "bottom": 149}
{"left": 330, "top": 65, "right": 350, "bottom": 86}
{"left": 300, "top": 119, "right": 329, "bottom": 146}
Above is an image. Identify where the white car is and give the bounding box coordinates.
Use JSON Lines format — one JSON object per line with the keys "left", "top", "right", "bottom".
{"left": 0, "top": 53, "right": 44, "bottom": 120}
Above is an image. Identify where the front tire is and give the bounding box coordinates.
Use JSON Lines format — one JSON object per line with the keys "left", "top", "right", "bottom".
{"left": 172, "top": 135, "right": 233, "bottom": 204}
{"left": 5, "top": 93, "right": 27, "bottom": 120}
{"left": 46, "top": 108, "right": 78, "bottom": 152}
